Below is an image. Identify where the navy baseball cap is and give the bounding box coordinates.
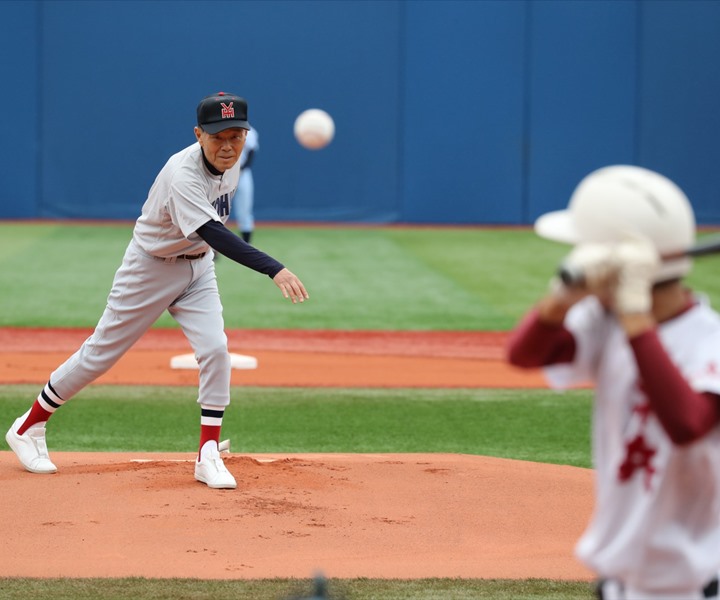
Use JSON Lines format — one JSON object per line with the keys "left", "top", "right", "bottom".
{"left": 196, "top": 92, "right": 250, "bottom": 134}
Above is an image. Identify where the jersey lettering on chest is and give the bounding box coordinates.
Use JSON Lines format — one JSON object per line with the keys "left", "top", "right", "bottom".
{"left": 213, "top": 193, "right": 230, "bottom": 217}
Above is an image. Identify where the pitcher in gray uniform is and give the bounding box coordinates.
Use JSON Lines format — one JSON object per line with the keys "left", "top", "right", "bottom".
{"left": 5, "top": 92, "right": 309, "bottom": 490}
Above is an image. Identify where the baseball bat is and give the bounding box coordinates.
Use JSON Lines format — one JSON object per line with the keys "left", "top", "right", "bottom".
{"left": 559, "top": 236, "right": 720, "bottom": 286}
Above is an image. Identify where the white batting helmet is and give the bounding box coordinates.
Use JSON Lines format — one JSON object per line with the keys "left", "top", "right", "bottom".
{"left": 535, "top": 165, "right": 696, "bottom": 282}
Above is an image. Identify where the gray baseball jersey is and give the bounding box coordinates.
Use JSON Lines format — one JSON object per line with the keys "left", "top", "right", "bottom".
{"left": 135, "top": 142, "right": 239, "bottom": 257}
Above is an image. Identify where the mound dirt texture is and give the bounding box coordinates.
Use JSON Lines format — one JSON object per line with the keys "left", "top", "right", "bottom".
{"left": 0, "top": 327, "right": 594, "bottom": 581}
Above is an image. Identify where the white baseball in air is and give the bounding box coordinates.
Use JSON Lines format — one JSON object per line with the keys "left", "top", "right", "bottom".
{"left": 294, "top": 108, "right": 335, "bottom": 150}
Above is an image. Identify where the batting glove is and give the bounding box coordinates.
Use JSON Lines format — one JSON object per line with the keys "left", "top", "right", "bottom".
{"left": 560, "top": 243, "right": 618, "bottom": 295}
{"left": 613, "top": 234, "right": 660, "bottom": 314}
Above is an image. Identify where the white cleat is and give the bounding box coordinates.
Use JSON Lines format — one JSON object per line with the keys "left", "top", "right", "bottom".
{"left": 194, "top": 441, "right": 236, "bottom": 489}
{"left": 5, "top": 415, "right": 57, "bottom": 474}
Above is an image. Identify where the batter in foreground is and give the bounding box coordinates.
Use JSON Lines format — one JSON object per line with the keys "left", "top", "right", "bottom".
{"left": 507, "top": 165, "right": 720, "bottom": 599}
{"left": 5, "top": 92, "right": 308, "bottom": 490}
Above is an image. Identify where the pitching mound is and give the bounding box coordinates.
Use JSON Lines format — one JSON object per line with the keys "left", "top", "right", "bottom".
{"left": 0, "top": 451, "right": 593, "bottom": 580}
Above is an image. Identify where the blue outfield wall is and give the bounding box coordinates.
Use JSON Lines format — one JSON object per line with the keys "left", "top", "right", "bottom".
{"left": 1, "top": 1, "right": 40, "bottom": 219}
{"left": 1, "top": 0, "right": 719, "bottom": 225}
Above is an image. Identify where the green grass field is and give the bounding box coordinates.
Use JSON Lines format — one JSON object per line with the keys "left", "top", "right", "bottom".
{"left": 0, "top": 222, "right": 563, "bottom": 330}
{"left": 0, "top": 577, "right": 597, "bottom": 600}
{"left": 3, "top": 222, "right": 717, "bottom": 599}
{"left": 0, "top": 385, "right": 593, "bottom": 467}
{"left": 1, "top": 222, "right": 718, "bottom": 330}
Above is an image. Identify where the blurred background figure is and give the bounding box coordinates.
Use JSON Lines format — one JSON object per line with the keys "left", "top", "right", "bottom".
{"left": 285, "top": 572, "right": 340, "bottom": 599}
{"left": 233, "top": 125, "right": 259, "bottom": 244}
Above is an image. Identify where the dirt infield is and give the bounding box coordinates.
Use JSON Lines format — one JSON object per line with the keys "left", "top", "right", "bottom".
{"left": 0, "top": 327, "right": 548, "bottom": 388}
{"left": 0, "top": 328, "right": 594, "bottom": 581}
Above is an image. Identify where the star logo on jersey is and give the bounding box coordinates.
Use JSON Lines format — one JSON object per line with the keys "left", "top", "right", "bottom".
{"left": 221, "top": 102, "right": 234, "bottom": 119}
{"left": 618, "top": 433, "right": 657, "bottom": 490}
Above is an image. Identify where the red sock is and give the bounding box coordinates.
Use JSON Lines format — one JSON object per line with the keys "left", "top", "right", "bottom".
{"left": 17, "top": 401, "right": 53, "bottom": 436}
{"left": 198, "top": 425, "right": 221, "bottom": 459}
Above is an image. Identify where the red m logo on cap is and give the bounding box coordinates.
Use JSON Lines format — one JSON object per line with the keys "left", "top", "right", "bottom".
{"left": 221, "top": 102, "right": 234, "bottom": 119}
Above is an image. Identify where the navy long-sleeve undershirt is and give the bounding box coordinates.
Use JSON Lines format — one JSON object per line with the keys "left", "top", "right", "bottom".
{"left": 196, "top": 220, "right": 284, "bottom": 278}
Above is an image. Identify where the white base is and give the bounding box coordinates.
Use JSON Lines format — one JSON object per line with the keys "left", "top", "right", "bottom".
{"left": 130, "top": 439, "right": 231, "bottom": 462}
{"left": 170, "top": 353, "right": 258, "bottom": 370}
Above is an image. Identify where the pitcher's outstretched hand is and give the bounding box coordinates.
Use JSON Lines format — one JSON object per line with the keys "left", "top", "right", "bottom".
{"left": 273, "top": 268, "right": 309, "bottom": 304}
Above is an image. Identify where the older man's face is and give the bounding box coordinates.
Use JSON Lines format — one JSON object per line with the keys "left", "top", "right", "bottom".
{"left": 194, "top": 127, "right": 247, "bottom": 172}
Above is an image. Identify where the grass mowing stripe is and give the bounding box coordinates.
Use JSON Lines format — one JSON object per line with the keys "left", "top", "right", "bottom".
{"left": 2, "top": 223, "right": 719, "bottom": 330}
{"left": 0, "top": 224, "right": 128, "bottom": 328}
{"left": 385, "top": 228, "right": 566, "bottom": 325}
{"left": 0, "top": 223, "right": 563, "bottom": 330}
{"left": 0, "top": 577, "right": 596, "bottom": 599}
{"left": 0, "top": 386, "right": 592, "bottom": 468}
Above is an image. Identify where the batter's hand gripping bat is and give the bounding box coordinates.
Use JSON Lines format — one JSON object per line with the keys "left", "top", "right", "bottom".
{"left": 559, "top": 236, "right": 720, "bottom": 286}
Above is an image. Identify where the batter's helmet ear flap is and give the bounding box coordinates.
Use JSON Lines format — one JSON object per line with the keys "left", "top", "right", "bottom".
{"left": 535, "top": 165, "right": 697, "bottom": 282}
